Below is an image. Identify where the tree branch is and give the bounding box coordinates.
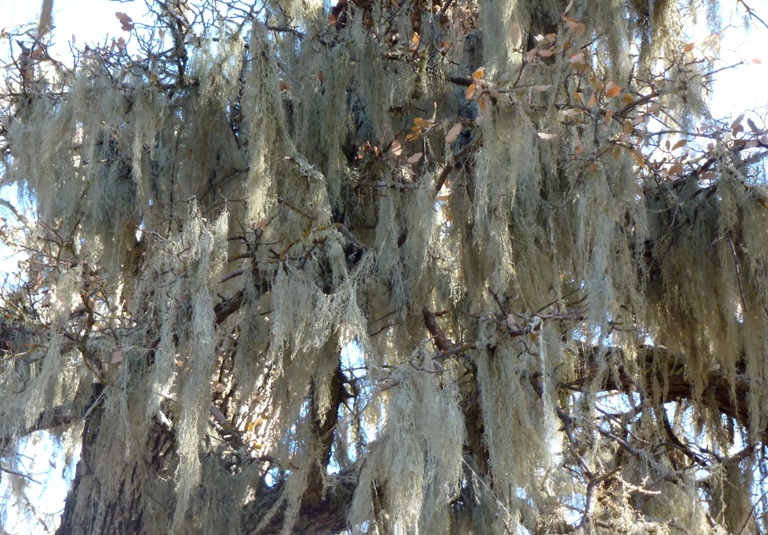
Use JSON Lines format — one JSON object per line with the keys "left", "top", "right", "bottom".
{"left": 241, "top": 470, "right": 357, "bottom": 535}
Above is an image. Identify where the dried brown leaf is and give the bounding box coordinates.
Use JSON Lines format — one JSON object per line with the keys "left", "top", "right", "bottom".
{"left": 445, "top": 123, "right": 463, "bottom": 143}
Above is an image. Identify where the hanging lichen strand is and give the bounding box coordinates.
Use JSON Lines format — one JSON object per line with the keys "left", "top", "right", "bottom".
{"left": 4, "top": 0, "right": 768, "bottom": 532}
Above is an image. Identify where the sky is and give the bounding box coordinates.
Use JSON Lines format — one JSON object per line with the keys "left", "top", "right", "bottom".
{"left": 0, "top": 0, "right": 767, "bottom": 532}
{"left": 0, "top": 0, "right": 765, "bottom": 119}
{"left": 706, "top": 2, "right": 768, "bottom": 117}
{"left": 0, "top": 0, "right": 147, "bottom": 48}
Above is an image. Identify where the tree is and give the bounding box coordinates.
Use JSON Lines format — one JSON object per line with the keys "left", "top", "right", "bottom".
{"left": 1, "top": 0, "right": 768, "bottom": 532}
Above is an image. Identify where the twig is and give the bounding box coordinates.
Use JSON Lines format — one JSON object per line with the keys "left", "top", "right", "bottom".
{"left": 438, "top": 0, "right": 455, "bottom": 17}
{"left": 0, "top": 464, "right": 41, "bottom": 484}
{"left": 435, "top": 135, "right": 477, "bottom": 193}
{"left": 738, "top": 0, "right": 768, "bottom": 30}
{"left": 727, "top": 235, "right": 747, "bottom": 316}
{"left": 422, "top": 306, "right": 455, "bottom": 351}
